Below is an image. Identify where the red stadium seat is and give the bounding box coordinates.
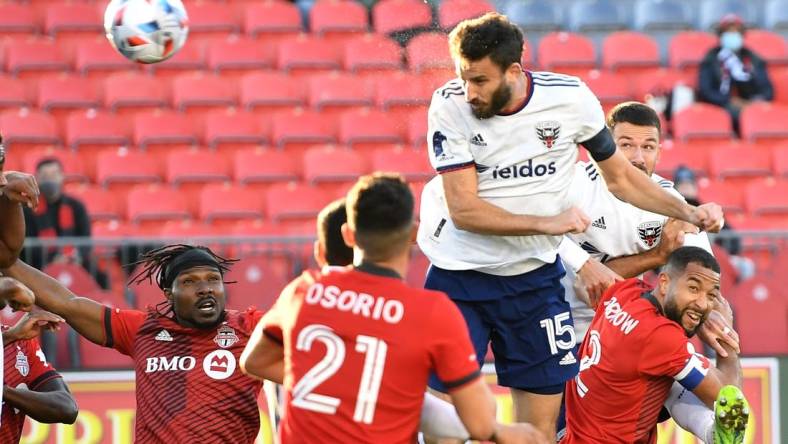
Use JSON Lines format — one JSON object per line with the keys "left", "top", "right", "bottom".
{"left": 303, "top": 145, "right": 368, "bottom": 184}
{"left": 132, "top": 278, "right": 166, "bottom": 310}
{"left": 204, "top": 109, "right": 268, "bottom": 150}
{"left": 375, "top": 71, "right": 431, "bottom": 110}
{"left": 96, "top": 148, "right": 161, "bottom": 189}
{"left": 65, "top": 184, "right": 123, "bottom": 221}
{"left": 672, "top": 103, "right": 733, "bottom": 142}
{"left": 773, "top": 69, "right": 788, "bottom": 105}
{"left": 234, "top": 148, "right": 301, "bottom": 185}
{"left": 166, "top": 149, "right": 231, "bottom": 187}
{"left": 744, "top": 30, "right": 788, "bottom": 66}
{"left": 65, "top": 110, "right": 130, "bottom": 151}
{"left": 186, "top": 2, "right": 241, "bottom": 44}
{"left": 708, "top": 143, "right": 772, "bottom": 180}
{"left": 740, "top": 103, "right": 788, "bottom": 142}
{"left": 0, "top": 4, "right": 38, "bottom": 35}
{"left": 276, "top": 35, "right": 342, "bottom": 77}
{"left": 631, "top": 68, "right": 693, "bottom": 102}
{"left": 371, "top": 147, "right": 433, "bottom": 181}
{"left": 579, "top": 70, "right": 633, "bottom": 110}
{"left": 339, "top": 108, "right": 405, "bottom": 150}
{"left": 537, "top": 32, "right": 596, "bottom": 75}
{"left": 310, "top": 0, "right": 369, "bottom": 43}
{"left": 23, "top": 148, "right": 88, "bottom": 184}
{"left": 266, "top": 181, "right": 332, "bottom": 222}
{"left": 407, "top": 107, "right": 428, "bottom": 148}
{"left": 75, "top": 38, "right": 139, "bottom": 79}
{"left": 406, "top": 32, "right": 453, "bottom": 73}
{"left": 343, "top": 34, "right": 403, "bottom": 75}
{"left": 4, "top": 39, "right": 70, "bottom": 79}
{"left": 697, "top": 180, "right": 746, "bottom": 214}
{"left": 308, "top": 72, "right": 374, "bottom": 115}
{"left": 171, "top": 72, "right": 237, "bottom": 121}
{"left": 103, "top": 72, "right": 167, "bottom": 117}
{"left": 654, "top": 141, "right": 711, "bottom": 178}
{"left": 372, "top": 0, "right": 433, "bottom": 35}
{"left": 729, "top": 277, "right": 787, "bottom": 356}
{"left": 244, "top": 1, "right": 303, "bottom": 43}
{"left": 773, "top": 144, "right": 788, "bottom": 177}
{"left": 602, "top": 31, "right": 660, "bottom": 75}
{"left": 43, "top": 263, "right": 102, "bottom": 296}
{"left": 37, "top": 74, "right": 101, "bottom": 126}
{"left": 206, "top": 37, "right": 275, "bottom": 78}
{"left": 746, "top": 179, "right": 788, "bottom": 216}
{"left": 0, "top": 75, "right": 30, "bottom": 111}
{"left": 157, "top": 219, "right": 217, "bottom": 238}
{"left": 668, "top": 31, "right": 717, "bottom": 72}
{"left": 0, "top": 109, "right": 60, "bottom": 149}
{"left": 133, "top": 110, "right": 200, "bottom": 152}
{"left": 438, "top": 0, "right": 494, "bottom": 30}
{"left": 240, "top": 71, "right": 306, "bottom": 115}
{"left": 271, "top": 109, "right": 337, "bottom": 149}
{"left": 224, "top": 256, "right": 291, "bottom": 311}
{"left": 199, "top": 183, "right": 265, "bottom": 224}
{"left": 144, "top": 43, "right": 206, "bottom": 79}
{"left": 127, "top": 184, "right": 191, "bottom": 225}
{"left": 44, "top": 3, "right": 103, "bottom": 42}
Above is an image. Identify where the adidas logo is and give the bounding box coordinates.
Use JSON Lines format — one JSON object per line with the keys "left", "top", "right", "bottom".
{"left": 155, "top": 330, "right": 173, "bottom": 342}
{"left": 470, "top": 134, "right": 487, "bottom": 147}
{"left": 559, "top": 351, "right": 577, "bottom": 366}
{"left": 591, "top": 217, "right": 607, "bottom": 230}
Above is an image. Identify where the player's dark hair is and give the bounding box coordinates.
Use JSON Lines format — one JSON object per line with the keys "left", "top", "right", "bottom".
{"left": 664, "top": 246, "right": 721, "bottom": 275}
{"left": 129, "top": 245, "right": 237, "bottom": 314}
{"left": 317, "top": 198, "right": 353, "bottom": 266}
{"left": 606, "top": 101, "right": 662, "bottom": 133}
{"left": 346, "top": 173, "right": 413, "bottom": 262}
{"left": 449, "top": 12, "right": 524, "bottom": 72}
{"left": 35, "top": 157, "right": 64, "bottom": 173}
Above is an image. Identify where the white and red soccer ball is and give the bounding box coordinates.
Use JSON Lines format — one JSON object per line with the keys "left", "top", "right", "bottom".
{"left": 104, "top": 0, "right": 189, "bottom": 64}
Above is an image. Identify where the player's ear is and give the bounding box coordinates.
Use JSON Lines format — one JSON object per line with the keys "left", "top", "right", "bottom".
{"left": 164, "top": 288, "right": 174, "bottom": 303}
{"left": 313, "top": 240, "right": 326, "bottom": 268}
{"left": 506, "top": 62, "right": 523, "bottom": 78}
{"left": 658, "top": 272, "right": 670, "bottom": 296}
{"left": 340, "top": 223, "right": 356, "bottom": 248}
{"left": 409, "top": 221, "right": 419, "bottom": 244}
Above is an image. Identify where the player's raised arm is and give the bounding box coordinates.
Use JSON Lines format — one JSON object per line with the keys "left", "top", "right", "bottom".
{"left": 239, "top": 314, "right": 284, "bottom": 384}
{"left": 0, "top": 140, "right": 39, "bottom": 267}
{"left": 2, "top": 260, "right": 106, "bottom": 344}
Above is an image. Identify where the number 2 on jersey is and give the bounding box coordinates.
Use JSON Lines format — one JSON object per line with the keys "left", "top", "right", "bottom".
{"left": 291, "top": 324, "right": 388, "bottom": 424}
{"left": 575, "top": 330, "right": 601, "bottom": 398}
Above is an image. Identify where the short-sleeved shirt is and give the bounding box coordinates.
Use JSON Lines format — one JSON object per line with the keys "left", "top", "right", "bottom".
{"left": 564, "top": 279, "right": 711, "bottom": 444}
{"left": 417, "top": 71, "right": 612, "bottom": 277}
{"left": 103, "top": 307, "right": 265, "bottom": 443}
{"left": 263, "top": 265, "right": 480, "bottom": 444}
{"left": 1, "top": 331, "right": 61, "bottom": 443}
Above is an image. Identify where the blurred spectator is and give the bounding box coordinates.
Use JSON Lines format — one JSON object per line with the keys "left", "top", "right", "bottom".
{"left": 22, "top": 158, "right": 108, "bottom": 289}
{"left": 698, "top": 14, "right": 773, "bottom": 135}
{"left": 673, "top": 166, "right": 754, "bottom": 280}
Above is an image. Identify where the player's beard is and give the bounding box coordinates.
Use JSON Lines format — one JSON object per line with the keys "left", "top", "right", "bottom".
{"left": 663, "top": 298, "right": 703, "bottom": 337}
{"left": 470, "top": 81, "right": 512, "bottom": 119}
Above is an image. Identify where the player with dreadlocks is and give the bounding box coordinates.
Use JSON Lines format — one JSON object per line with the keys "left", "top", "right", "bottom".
{"left": 2, "top": 243, "right": 270, "bottom": 443}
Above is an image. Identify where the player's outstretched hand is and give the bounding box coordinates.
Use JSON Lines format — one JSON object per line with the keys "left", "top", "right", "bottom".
{"left": 493, "top": 423, "right": 549, "bottom": 444}
{"left": 0, "top": 277, "right": 35, "bottom": 312}
{"left": 698, "top": 310, "right": 740, "bottom": 358}
{"left": 690, "top": 203, "right": 724, "bottom": 233}
{"left": 0, "top": 171, "right": 39, "bottom": 209}
{"left": 577, "top": 258, "right": 623, "bottom": 308}
{"left": 543, "top": 206, "right": 590, "bottom": 235}
{"left": 5, "top": 310, "right": 64, "bottom": 343}
{"left": 656, "top": 218, "right": 698, "bottom": 259}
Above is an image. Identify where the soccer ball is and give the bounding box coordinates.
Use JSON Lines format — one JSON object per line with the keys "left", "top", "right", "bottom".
{"left": 104, "top": 0, "right": 189, "bottom": 64}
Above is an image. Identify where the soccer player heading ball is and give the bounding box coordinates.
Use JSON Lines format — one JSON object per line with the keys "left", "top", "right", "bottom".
{"left": 418, "top": 12, "right": 724, "bottom": 440}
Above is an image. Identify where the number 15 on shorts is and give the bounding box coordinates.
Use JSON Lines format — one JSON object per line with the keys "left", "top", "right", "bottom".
{"left": 539, "top": 312, "right": 576, "bottom": 355}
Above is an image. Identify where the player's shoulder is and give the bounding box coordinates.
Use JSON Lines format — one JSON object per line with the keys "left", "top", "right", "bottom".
{"left": 432, "top": 78, "right": 464, "bottom": 100}
{"left": 530, "top": 70, "right": 582, "bottom": 87}
{"left": 652, "top": 173, "right": 676, "bottom": 190}
{"left": 429, "top": 78, "right": 467, "bottom": 115}
{"left": 575, "top": 160, "right": 601, "bottom": 182}
{"left": 600, "top": 278, "right": 652, "bottom": 306}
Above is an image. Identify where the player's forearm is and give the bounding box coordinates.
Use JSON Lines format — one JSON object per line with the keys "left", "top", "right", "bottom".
{"left": 604, "top": 248, "right": 665, "bottom": 278}
{"left": 448, "top": 197, "right": 549, "bottom": 236}
{"left": 2, "top": 386, "right": 78, "bottom": 424}
{"left": 0, "top": 195, "right": 24, "bottom": 268}
{"left": 715, "top": 346, "right": 743, "bottom": 387}
{"left": 608, "top": 170, "right": 694, "bottom": 223}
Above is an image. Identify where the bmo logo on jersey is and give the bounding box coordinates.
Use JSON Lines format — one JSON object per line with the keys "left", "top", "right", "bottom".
{"left": 145, "top": 356, "right": 197, "bottom": 373}
{"left": 491, "top": 159, "right": 557, "bottom": 180}
{"left": 144, "top": 351, "right": 237, "bottom": 379}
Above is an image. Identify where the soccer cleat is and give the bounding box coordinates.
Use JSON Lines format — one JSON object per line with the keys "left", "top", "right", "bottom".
{"left": 713, "top": 385, "right": 749, "bottom": 444}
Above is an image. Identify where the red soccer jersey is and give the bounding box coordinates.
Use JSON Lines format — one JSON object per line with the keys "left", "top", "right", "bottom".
{"left": 1, "top": 331, "right": 62, "bottom": 443}
{"left": 564, "top": 279, "right": 712, "bottom": 444}
{"left": 103, "top": 307, "right": 264, "bottom": 443}
{"left": 263, "top": 266, "right": 481, "bottom": 444}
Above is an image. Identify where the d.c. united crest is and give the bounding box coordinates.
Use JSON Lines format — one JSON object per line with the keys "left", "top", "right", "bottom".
{"left": 536, "top": 121, "right": 561, "bottom": 149}
{"left": 637, "top": 221, "right": 663, "bottom": 247}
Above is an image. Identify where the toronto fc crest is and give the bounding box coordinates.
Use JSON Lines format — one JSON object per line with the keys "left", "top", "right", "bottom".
{"left": 15, "top": 349, "right": 29, "bottom": 377}
{"left": 535, "top": 121, "right": 561, "bottom": 149}
{"left": 214, "top": 325, "right": 239, "bottom": 349}
{"left": 637, "top": 221, "right": 663, "bottom": 248}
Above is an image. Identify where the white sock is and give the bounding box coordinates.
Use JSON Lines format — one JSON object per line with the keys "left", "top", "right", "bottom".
{"left": 665, "top": 382, "right": 715, "bottom": 444}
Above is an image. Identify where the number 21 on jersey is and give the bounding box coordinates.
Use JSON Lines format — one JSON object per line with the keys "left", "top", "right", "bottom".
{"left": 575, "top": 330, "right": 602, "bottom": 398}
{"left": 292, "top": 324, "right": 388, "bottom": 424}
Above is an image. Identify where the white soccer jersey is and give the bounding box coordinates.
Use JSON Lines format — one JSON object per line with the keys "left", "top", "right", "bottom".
{"left": 417, "top": 71, "right": 607, "bottom": 276}
{"left": 564, "top": 161, "right": 712, "bottom": 338}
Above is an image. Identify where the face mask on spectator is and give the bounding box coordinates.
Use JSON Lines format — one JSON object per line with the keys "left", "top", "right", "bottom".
{"left": 38, "top": 180, "right": 61, "bottom": 202}
{"left": 720, "top": 31, "right": 743, "bottom": 52}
